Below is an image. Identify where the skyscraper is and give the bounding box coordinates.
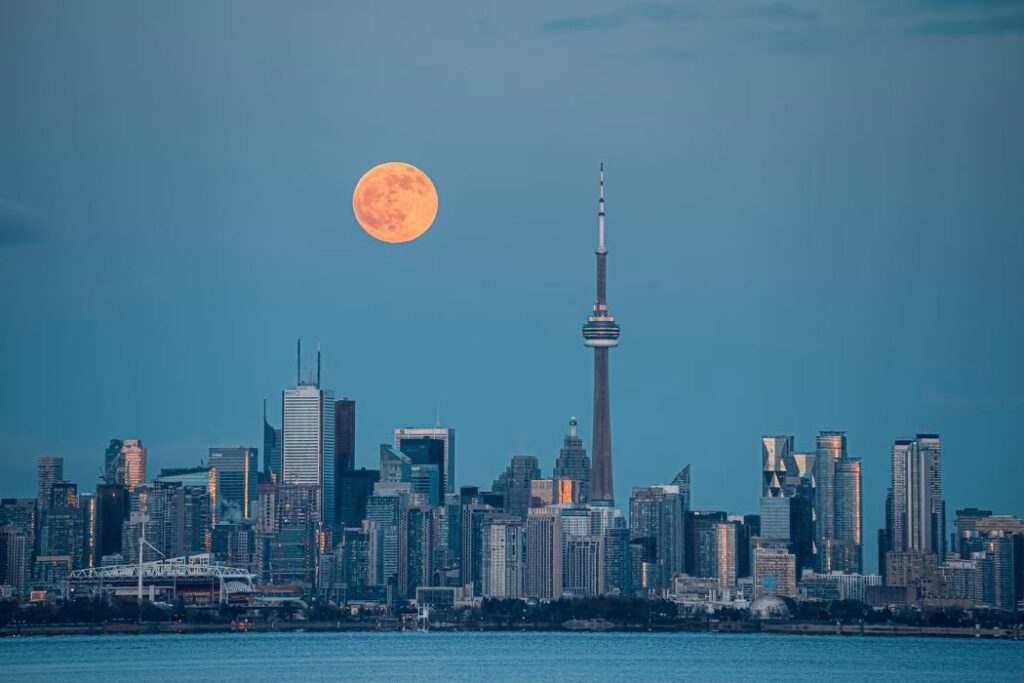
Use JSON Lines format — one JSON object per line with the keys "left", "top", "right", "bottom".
{"left": 552, "top": 417, "right": 591, "bottom": 503}
{"left": 833, "top": 458, "right": 863, "bottom": 572}
{"left": 282, "top": 381, "right": 335, "bottom": 529}
{"left": 103, "top": 438, "right": 123, "bottom": 485}
{"left": 334, "top": 399, "right": 355, "bottom": 472}
{"left": 888, "top": 435, "right": 943, "bottom": 554}
{"left": 698, "top": 521, "right": 737, "bottom": 590}
{"left": 882, "top": 434, "right": 944, "bottom": 591}
{"left": 94, "top": 483, "right": 129, "bottom": 563}
{"left": 337, "top": 469, "right": 380, "bottom": 528}
{"left": 917, "top": 433, "right": 945, "bottom": 558}
{"left": 525, "top": 507, "right": 562, "bottom": 600}
{"left": 395, "top": 427, "right": 456, "bottom": 494}
{"left": 333, "top": 399, "right": 356, "bottom": 524}
{"left": 491, "top": 455, "right": 541, "bottom": 520}
{"left": 581, "top": 165, "right": 620, "bottom": 506}
{"left": 629, "top": 485, "right": 685, "bottom": 590}
{"left": 671, "top": 465, "right": 691, "bottom": 512}
{"left": 813, "top": 431, "right": 862, "bottom": 573}
{"left": 36, "top": 456, "right": 63, "bottom": 513}
{"left": 759, "top": 436, "right": 815, "bottom": 571}
{"left": 208, "top": 447, "right": 259, "bottom": 520}
{"left": 481, "top": 515, "right": 525, "bottom": 599}
{"left": 263, "top": 399, "right": 282, "bottom": 481}
{"left": 120, "top": 439, "right": 147, "bottom": 490}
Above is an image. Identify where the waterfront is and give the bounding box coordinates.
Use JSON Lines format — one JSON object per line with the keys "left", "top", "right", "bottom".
{"left": 1, "top": 632, "right": 1022, "bottom": 682}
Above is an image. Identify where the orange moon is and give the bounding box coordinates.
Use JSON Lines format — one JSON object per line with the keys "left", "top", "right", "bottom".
{"left": 352, "top": 162, "right": 438, "bottom": 243}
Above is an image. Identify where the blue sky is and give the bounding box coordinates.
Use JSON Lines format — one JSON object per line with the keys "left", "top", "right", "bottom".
{"left": 1, "top": 1, "right": 1022, "bottom": 571}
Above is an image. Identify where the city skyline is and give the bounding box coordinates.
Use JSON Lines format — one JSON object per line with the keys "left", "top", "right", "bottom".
{"left": 1, "top": 1, "right": 1021, "bottom": 584}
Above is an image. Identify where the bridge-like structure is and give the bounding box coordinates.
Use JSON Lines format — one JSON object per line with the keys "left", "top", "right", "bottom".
{"left": 68, "top": 554, "right": 255, "bottom": 604}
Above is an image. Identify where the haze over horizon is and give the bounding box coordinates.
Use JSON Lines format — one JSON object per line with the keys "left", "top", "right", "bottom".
{"left": 1, "top": 1, "right": 1022, "bottom": 572}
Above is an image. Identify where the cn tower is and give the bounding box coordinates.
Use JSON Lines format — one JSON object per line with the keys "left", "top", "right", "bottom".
{"left": 582, "top": 163, "right": 620, "bottom": 506}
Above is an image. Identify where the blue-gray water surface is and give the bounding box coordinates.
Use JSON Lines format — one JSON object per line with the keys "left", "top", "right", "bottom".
{"left": 1, "top": 632, "right": 1022, "bottom": 682}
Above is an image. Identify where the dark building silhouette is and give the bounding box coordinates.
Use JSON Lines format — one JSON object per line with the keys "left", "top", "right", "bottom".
{"left": 334, "top": 400, "right": 356, "bottom": 472}
{"left": 95, "top": 483, "right": 129, "bottom": 562}
{"left": 685, "top": 510, "right": 727, "bottom": 577}
{"left": 263, "top": 400, "right": 282, "bottom": 481}
{"left": 491, "top": 455, "right": 541, "bottom": 520}
{"left": 337, "top": 468, "right": 379, "bottom": 528}
{"left": 398, "top": 436, "right": 446, "bottom": 505}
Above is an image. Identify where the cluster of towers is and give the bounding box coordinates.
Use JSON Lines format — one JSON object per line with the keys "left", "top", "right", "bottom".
{"left": 2, "top": 167, "right": 1021, "bottom": 615}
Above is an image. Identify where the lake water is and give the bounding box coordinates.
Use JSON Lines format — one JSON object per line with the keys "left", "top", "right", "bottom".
{"left": 1, "top": 631, "right": 1022, "bottom": 682}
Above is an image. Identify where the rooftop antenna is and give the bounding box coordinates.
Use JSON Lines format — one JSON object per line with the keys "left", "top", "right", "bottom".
{"left": 435, "top": 399, "right": 441, "bottom": 428}
{"left": 263, "top": 397, "right": 267, "bottom": 424}
{"left": 317, "top": 343, "right": 322, "bottom": 388}
{"left": 296, "top": 339, "right": 302, "bottom": 385}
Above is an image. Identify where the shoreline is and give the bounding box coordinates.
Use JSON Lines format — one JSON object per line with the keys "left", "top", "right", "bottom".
{"left": 1, "top": 621, "right": 1020, "bottom": 640}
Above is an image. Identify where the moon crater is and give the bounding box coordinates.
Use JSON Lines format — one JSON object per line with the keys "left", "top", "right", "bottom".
{"left": 352, "top": 162, "right": 438, "bottom": 243}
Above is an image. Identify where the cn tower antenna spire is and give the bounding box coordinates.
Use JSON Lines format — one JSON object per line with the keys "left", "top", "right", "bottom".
{"left": 598, "top": 162, "right": 606, "bottom": 253}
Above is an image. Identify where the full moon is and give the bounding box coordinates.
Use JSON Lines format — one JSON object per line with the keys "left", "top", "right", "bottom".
{"left": 352, "top": 162, "right": 438, "bottom": 243}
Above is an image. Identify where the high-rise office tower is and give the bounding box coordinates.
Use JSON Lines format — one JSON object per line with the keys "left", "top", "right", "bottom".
{"left": 333, "top": 399, "right": 356, "bottom": 525}
{"left": 813, "top": 431, "right": 862, "bottom": 573}
{"left": 671, "top": 465, "right": 691, "bottom": 512}
{"left": 759, "top": 436, "right": 815, "bottom": 571}
{"left": 120, "top": 440, "right": 147, "bottom": 490}
{"left": 36, "top": 457, "right": 63, "bottom": 512}
{"left": 698, "top": 521, "right": 737, "bottom": 590}
{"left": 917, "top": 433, "right": 945, "bottom": 558}
{"left": 882, "top": 434, "right": 944, "bottom": 590}
{"left": 581, "top": 165, "right": 620, "bottom": 506}
{"left": 337, "top": 469, "right": 380, "bottom": 528}
{"left": 256, "top": 482, "right": 319, "bottom": 586}
{"left": 208, "top": 447, "right": 259, "bottom": 520}
{"left": 491, "top": 455, "right": 541, "bottom": 520}
{"left": 94, "top": 483, "right": 129, "bottom": 563}
{"left": 564, "top": 535, "right": 605, "bottom": 597}
{"left": 263, "top": 399, "right": 282, "bottom": 481}
{"left": 833, "top": 458, "right": 863, "bottom": 572}
{"left": 38, "top": 481, "right": 81, "bottom": 560}
{"left": 103, "top": 439, "right": 123, "bottom": 485}
{"left": 888, "top": 435, "right": 944, "bottom": 555}
{"left": 552, "top": 418, "right": 591, "bottom": 503}
{"left": 282, "top": 377, "right": 335, "bottom": 529}
{"left": 525, "top": 507, "right": 562, "bottom": 600}
{"left": 603, "top": 518, "right": 631, "bottom": 595}
{"left": 735, "top": 514, "right": 760, "bottom": 579}
{"left": 481, "top": 515, "right": 525, "bottom": 599}
{"left": 399, "top": 505, "right": 435, "bottom": 599}
{"left": 0, "top": 499, "right": 37, "bottom": 548}
{"left": 334, "top": 399, "right": 355, "bottom": 472}
{"left": 0, "top": 526, "right": 31, "bottom": 597}
{"left": 629, "top": 485, "right": 685, "bottom": 590}
{"left": 685, "top": 510, "right": 728, "bottom": 577}
{"left": 392, "top": 438, "right": 445, "bottom": 506}
{"left": 395, "top": 427, "right": 456, "bottom": 495}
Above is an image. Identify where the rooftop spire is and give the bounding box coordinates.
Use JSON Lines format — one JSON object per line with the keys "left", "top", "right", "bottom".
{"left": 598, "top": 162, "right": 606, "bottom": 253}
